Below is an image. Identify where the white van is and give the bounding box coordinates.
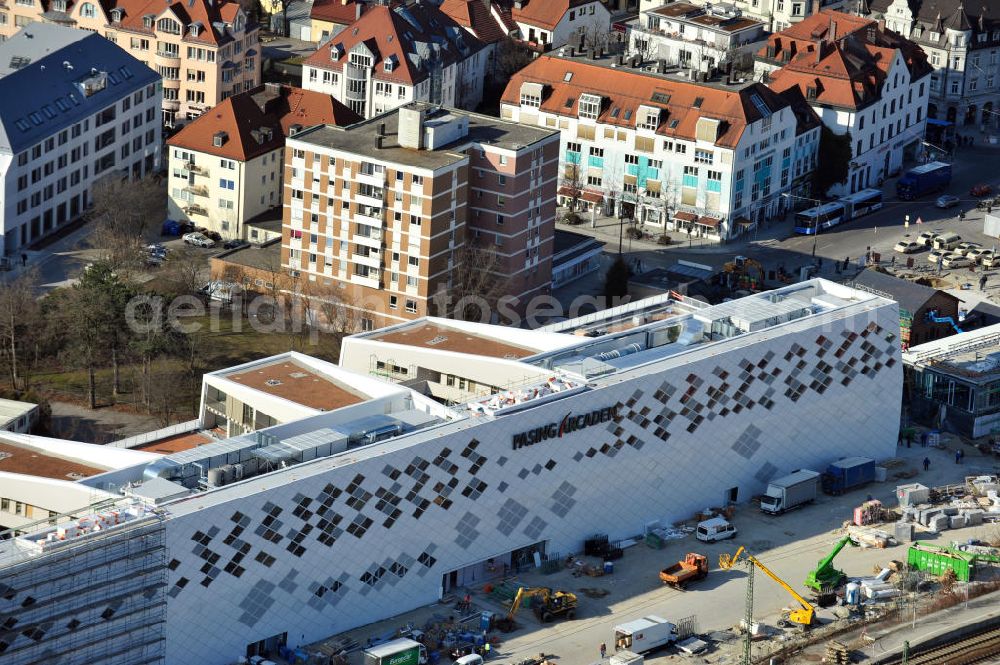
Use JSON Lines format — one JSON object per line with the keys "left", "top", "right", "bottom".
{"left": 932, "top": 232, "right": 962, "bottom": 251}
{"left": 695, "top": 517, "right": 737, "bottom": 542}
{"left": 453, "top": 656, "right": 484, "bottom": 665}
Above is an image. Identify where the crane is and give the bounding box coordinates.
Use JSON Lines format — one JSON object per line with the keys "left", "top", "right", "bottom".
{"left": 495, "top": 586, "right": 578, "bottom": 632}
{"left": 804, "top": 534, "right": 859, "bottom": 592}
{"left": 720, "top": 546, "right": 816, "bottom": 629}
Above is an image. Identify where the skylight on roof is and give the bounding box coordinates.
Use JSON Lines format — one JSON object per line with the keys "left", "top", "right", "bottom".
{"left": 55, "top": 98, "right": 69, "bottom": 112}
{"left": 652, "top": 92, "right": 671, "bottom": 104}
{"left": 693, "top": 96, "right": 704, "bottom": 108}
{"left": 119, "top": 66, "right": 134, "bottom": 79}
{"left": 669, "top": 119, "right": 679, "bottom": 128}
{"left": 107, "top": 72, "right": 120, "bottom": 85}
{"left": 624, "top": 109, "right": 633, "bottom": 120}
{"left": 611, "top": 107, "right": 620, "bottom": 117}
{"left": 564, "top": 97, "right": 575, "bottom": 108}
{"left": 41, "top": 105, "right": 56, "bottom": 119}
{"left": 8, "top": 56, "right": 30, "bottom": 70}
{"left": 564, "top": 71, "right": 573, "bottom": 81}
{"left": 14, "top": 118, "right": 30, "bottom": 132}
{"left": 68, "top": 93, "right": 80, "bottom": 105}
{"left": 28, "top": 112, "right": 43, "bottom": 126}
{"left": 750, "top": 93, "right": 772, "bottom": 117}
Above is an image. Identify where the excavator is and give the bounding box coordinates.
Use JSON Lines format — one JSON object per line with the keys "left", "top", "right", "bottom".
{"left": 495, "top": 586, "right": 578, "bottom": 632}
{"left": 720, "top": 546, "right": 815, "bottom": 628}
{"left": 722, "top": 255, "right": 767, "bottom": 292}
{"left": 804, "top": 534, "right": 859, "bottom": 592}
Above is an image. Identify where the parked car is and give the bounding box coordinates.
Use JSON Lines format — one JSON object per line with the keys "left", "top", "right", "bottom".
{"left": 917, "top": 231, "right": 942, "bottom": 247}
{"left": 971, "top": 184, "right": 994, "bottom": 197}
{"left": 936, "top": 194, "right": 960, "bottom": 208}
{"left": 223, "top": 239, "right": 248, "bottom": 250}
{"left": 942, "top": 253, "right": 973, "bottom": 269}
{"left": 183, "top": 232, "right": 215, "bottom": 248}
{"left": 984, "top": 254, "right": 1000, "bottom": 269}
{"left": 967, "top": 248, "right": 994, "bottom": 263}
{"left": 927, "top": 249, "right": 950, "bottom": 263}
{"left": 894, "top": 240, "right": 922, "bottom": 254}
{"left": 147, "top": 243, "right": 167, "bottom": 257}
{"left": 957, "top": 241, "right": 982, "bottom": 254}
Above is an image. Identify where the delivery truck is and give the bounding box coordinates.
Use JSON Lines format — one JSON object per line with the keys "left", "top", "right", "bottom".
{"left": 614, "top": 616, "right": 677, "bottom": 654}
{"left": 822, "top": 457, "right": 876, "bottom": 495}
{"left": 896, "top": 161, "right": 952, "bottom": 200}
{"left": 363, "top": 638, "right": 428, "bottom": 665}
{"left": 759, "top": 469, "right": 821, "bottom": 514}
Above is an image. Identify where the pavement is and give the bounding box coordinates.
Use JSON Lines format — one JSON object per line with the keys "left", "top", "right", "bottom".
{"left": 306, "top": 436, "right": 1000, "bottom": 665}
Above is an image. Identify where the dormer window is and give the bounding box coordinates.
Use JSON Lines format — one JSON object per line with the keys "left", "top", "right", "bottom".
{"left": 330, "top": 43, "right": 344, "bottom": 60}
{"left": 637, "top": 105, "right": 661, "bottom": 131}
{"left": 806, "top": 85, "right": 817, "bottom": 99}
{"left": 519, "top": 81, "right": 543, "bottom": 107}
{"left": 110, "top": 7, "right": 122, "bottom": 21}
{"left": 212, "top": 131, "right": 228, "bottom": 147}
{"left": 53, "top": 0, "right": 66, "bottom": 11}
{"left": 143, "top": 14, "right": 154, "bottom": 28}
{"left": 578, "top": 93, "right": 602, "bottom": 120}
{"left": 189, "top": 23, "right": 200, "bottom": 36}
{"left": 384, "top": 56, "right": 396, "bottom": 72}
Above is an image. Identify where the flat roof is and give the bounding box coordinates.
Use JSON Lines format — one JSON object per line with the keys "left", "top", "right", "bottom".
{"left": 0, "top": 440, "right": 103, "bottom": 480}
{"left": 223, "top": 359, "right": 367, "bottom": 410}
{"left": 371, "top": 322, "right": 538, "bottom": 359}
{"left": 214, "top": 240, "right": 281, "bottom": 272}
{"left": 0, "top": 398, "right": 35, "bottom": 424}
{"left": 133, "top": 431, "right": 214, "bottom": 455}
{"left": 648, "top": 2, "right": 762, "bottom": 30}
{"left": 291, "top": 103, "right": 559, "bottom": 168}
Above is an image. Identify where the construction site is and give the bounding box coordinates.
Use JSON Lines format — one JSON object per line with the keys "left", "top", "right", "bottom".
{"left": 290, "top": 439, "right": 1000, "bottom": 665}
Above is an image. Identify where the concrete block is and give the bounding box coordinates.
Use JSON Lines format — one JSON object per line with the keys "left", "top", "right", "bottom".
{"left": 895, "top": 522, "right": 915, "bottom": 542}
{"left": 920, "top": 509, "right": 941, "bottom": 526}
{"left": 896, "top": 483, "right": 930, "bottom": 507}
{"left": 929, "top": 514, "right": 951, "bottom": 532}
{"left": 950, "top": 515, "right": 966, "bottom": 529}
{"left": 964, "top": 510, "right": 985, "bottom": 526}
{"left": 943, "top": 507, "right": 959, "bottom": 517}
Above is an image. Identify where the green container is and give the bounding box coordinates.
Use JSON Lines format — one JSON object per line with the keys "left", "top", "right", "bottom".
{"left": 907, "top": 543, "right": 974, "bottom": 581}
{"left": 645, "top": 533, "right": 665, "bottom": 550}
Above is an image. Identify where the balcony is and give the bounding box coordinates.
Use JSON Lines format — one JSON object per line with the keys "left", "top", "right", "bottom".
{"left": 352, "top": 252, "right": 383, "bottom": 269}
{"left": 184, "top": 204, "right": 208, "bottom": 216}
{"left": 355, "top": 192, "right": 384, "bottom": 209}
{"left": 356, "top": 171, "right": 386, "bottom": 188}
{"left": 351, "top": 273, "right": 382, "bottom": 290}
{"left": 183, "top": 184, "right": 208, "bottom": 197}
{"left": 353, "top": 230, "right": 383, "bottom": 248}
{"left": 181, "top": 162, "right": 206, "bottom": 176}
{"left": 155, "top": 50, "right": 182, "bottom": 68}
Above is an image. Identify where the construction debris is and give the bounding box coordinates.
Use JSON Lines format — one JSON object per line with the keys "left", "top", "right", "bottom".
{"left": 825, "top": 640, "right": 852, "bottom": 664}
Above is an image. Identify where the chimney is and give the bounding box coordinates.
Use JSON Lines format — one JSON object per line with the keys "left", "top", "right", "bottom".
{"left": 569, "top": 46, "right": 575, "bottom": 57}
{"left": 378, "top": 122, "right": 386, "bottom": 137}
{"left": 829, "top": 20, "right": 837, "bottom": 41}
{"left": 617, "top": 53, "right": 624, "bottom": 65}
{"left": 877, "top": 17, "right": 885, "bottom": 31}
{"left": 376, "top": 135, "right": 384, "bottom": 149}
{"left": 398, "top": 105, "right": 425, "bottom": 149}
{"left": 811, "top": 0, "right": 819, "bottom": 14}
{"left": 815, "top": 40, "right": 823, "bottom": 63}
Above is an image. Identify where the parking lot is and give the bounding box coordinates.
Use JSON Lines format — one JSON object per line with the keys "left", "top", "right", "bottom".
{"left": 308, "top": 438, "right": 1000, "bottom": 665}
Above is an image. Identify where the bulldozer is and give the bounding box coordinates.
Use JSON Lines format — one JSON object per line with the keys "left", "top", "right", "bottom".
{"left": 495, "top": 586, "right": 578, "bottom": 632}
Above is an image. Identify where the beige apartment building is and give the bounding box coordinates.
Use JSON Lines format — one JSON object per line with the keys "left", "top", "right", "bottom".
{"left": 166, "top": 83, "right": 358, "bottom": 239}
{"left": 0, "top": 0, "right": 260, "bottom": 126}
{"left": 282, "top": 102, "right": 559, "bottom": 330}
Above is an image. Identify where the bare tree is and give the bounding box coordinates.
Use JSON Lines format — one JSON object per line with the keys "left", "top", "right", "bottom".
{"left": 560, "top": 162, "right": 585, "bottom": 222}
{"left": 497, "top": 38, "right": 535, "bottom": 79}
{"left": 88, "top": 176, "right": 166, "bottom": 277}
{"left": 579, "top": 24, "right": 615, "bottom": 55}
{"left": 0, "top": 269, "right": 41, "bottom": 390}
{"left": 433, "top": 243, "right": 507, "bottom": 321}
{"left": 158, "top": 246, "right": 208, "bottom": 298}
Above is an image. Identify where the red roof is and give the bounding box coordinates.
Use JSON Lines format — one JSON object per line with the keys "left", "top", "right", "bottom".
{"left": 305, "top": 1, "right": 485, "bottom": 86}
{"left": 167, "top": 84, "right": 359, "bottom": 160}
{"left": 502, "top": 55, "right": 791, "bottom": 148}
{"left": 310, "top": 0, "right": 365, "bottom": 25}
{"left": 101, "top": 0, "right": 249, "bottom": 46}
{"left": 440, "top": 0, "right": 511, "bottom": 43}
{"left": 511, "top": 0, "right": 597, "bottom": 30}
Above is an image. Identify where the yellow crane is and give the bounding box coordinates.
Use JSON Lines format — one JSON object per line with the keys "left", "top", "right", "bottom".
{"left": 720, "top": 546, "right": 816, "bottom": 628}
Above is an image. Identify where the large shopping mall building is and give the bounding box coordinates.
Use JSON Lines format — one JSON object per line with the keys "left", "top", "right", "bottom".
{"left": 0, "top": 279, "right": 902, "bottom": 665}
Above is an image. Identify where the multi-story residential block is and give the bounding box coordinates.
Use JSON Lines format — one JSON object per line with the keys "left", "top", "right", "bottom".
{"left": 645, "top": 0, "right": 848, "bottom": 31}
{"left": 501, "top": 53, "right": 819, "bottom": 239}
{"left": 0, "top": 0, "right": 259, "bottom": 126}
{"left": 165, "top": 83, "right": 358, "bottom": 239}
{"left": 512, "top": 0, "right": 612, "bottom": 50}
{"left": 0, "top": 24, "right": 161, "bottom": 256}
{"left": 281, "top": 102, "right": 559, "bottom": 329}
{"left": 756, "top": 10, "right": 931, "bottom": 195}
{"left": 629, "top": 2, "right": 767, "bottom": 73}
{"left": 301, "top": 1, "right": 487, "bottom": 119}
{"left": 866, "top": 0, "right": 1000, "bottom": 130}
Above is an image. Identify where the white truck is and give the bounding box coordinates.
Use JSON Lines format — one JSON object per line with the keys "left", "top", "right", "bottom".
{"left": 363, "top": 638, "right": 428, "bottom": 665}
{"left": 613, "top": 616, "right": 677, "bottom": 655}
{"left": 759, "top": 469, "right": 820, "bottom": 515}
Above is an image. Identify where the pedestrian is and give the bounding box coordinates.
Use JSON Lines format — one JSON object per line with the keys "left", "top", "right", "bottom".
{"left": 989, "top": 204, "right": 993, "bottom": 214}
{"left": 891, "top": 255, "right": 896, "bottom": 268}
{"left": 19, "top": 253, "right": 26, "bottom": 267}
{"left": 600, "top": 642, "right": 607, "bottom": 659}
{"left": 844, "top": 256, "right": 850, "bottom": 271}
{"left": 956, "top": 449, "right": 962, "bottom": 464}
{"left": 923, "top": 457, "right": 931, "bottom": 471}
{"left": 981, "top": 274, "right": 989, "bottom": 291}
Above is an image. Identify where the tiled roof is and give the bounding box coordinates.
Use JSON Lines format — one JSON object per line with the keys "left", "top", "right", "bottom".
{"left": 501, "top": 55, "right": 791, "bottom": 148}
{"left": 304, "top": 1, "right": 485, "bottom": 85}
{"left": 166, "top": 84, "right": 359, "bottom": 161}
{"left": 760, "top": 10, "right": 931, "bottom": 111}
{"left": 310, "top": 0, "right": 365, "bottom": 25}
{"left": 440, "top": 0, "right": 511, "bottom": 43}
{"left": 511, "top": 0, "right": 595, "bottom": 30}
{"left": 869, "top": 0, "right": 1000, "bottom": 37}
{"left": 850, "top": 268, "right": 958, "bottom": 314}
{"left": 776, "top": 86, "right": 822, "bottom": 136}
{"left": 100, "top": 0, "right": 249, "bottom": 46}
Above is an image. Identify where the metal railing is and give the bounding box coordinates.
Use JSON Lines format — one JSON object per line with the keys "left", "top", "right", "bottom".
{"left": 107, "top": 419, "right": 200, "bottom": 449}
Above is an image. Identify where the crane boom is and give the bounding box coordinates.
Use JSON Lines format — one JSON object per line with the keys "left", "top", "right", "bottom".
{"left": 805, "top": 534, "right": 859, "bottom": 591}
{"left": 720, "top": 547, "right": 815, "bottom": 627}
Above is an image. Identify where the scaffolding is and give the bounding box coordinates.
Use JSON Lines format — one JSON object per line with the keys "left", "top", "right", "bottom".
{"left": 0, "top": 506, "right": 169, "bottom": 665}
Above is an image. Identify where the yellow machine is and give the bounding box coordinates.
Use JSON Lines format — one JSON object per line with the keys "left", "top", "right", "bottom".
{"left": 720, "top": 547, "right": 815, "bottom": 628}
{"left": 722, "top": 255, "right": 766, "bottom": 291}
{"left": 496, "top": 587, "right": 578, "bottom": 631}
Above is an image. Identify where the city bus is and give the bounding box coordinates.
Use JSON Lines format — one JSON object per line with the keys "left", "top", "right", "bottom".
{"left": 839, "top": 188, "right": 884, "bottom": 221}
{"left": 793, "top": 202, "right": 846, "bottom": 235}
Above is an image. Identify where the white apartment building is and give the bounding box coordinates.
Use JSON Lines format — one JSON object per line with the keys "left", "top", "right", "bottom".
{"left": 757, "top": 11, "right": 932, "bottom": 195}
{"left": 868, "top": 0, "right": 1000, "bottom": 130}
{"left": 628, "top": 2, "right": 768, "bottom": 73}
{"left": 501, "top": 53, "right": 819, "bottom": 239}
{"left": 301, "top": 1, "right": 486, "bottom": 119}
{"left": 643, "top": 0, "right": 849, "bottom": 31}
{"left": 511, "top": 0, "right": 611, "bottom": 50}
{"left": 0, "top": 24, "right": 161, "bottom": 256}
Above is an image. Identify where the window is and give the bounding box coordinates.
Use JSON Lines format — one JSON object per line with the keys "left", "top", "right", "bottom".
{"left": 578, "top": 94, "right": 601, "bottom": 119}
{"left": 80, "top": 1, "right": 95, "bottom": 16}
{"left": 389, "top": 295, "right": 398, "bottom": 309}
{"left": 694, "top": 149, "right": 713, "bottom": 164}
{"left": 219, "top": 179, "right": 235, "bottom": 190}
{"left": 520, "top": 89, "right": 541, "bottom": 107}
{"left": 405, "top": 300, "right": 417, "bottom": 313}
{"left": 590, "top": 146, "right": 603, "bottom": 157}
{"left": 412, "top": 174, "right": 423, "bottom": 186}
{"left": 408, "top": 256, "right": 419, "bottom": 267}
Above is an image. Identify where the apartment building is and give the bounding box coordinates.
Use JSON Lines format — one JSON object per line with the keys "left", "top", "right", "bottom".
{"left": 629, "top": 2, "right": 767, "bottom": 73}
{"left": 0, "top": 0, "right": 260, "bottom": 126}
{"left": 301, "top": 1, "right": 487, "bottom": 119}
{"left": 441, "top": 0, "right": 519, "bottom": 77}
{"left": 866, "top": 0, "right": 1000, "bottom": 130}
{"left": 0, "top": 24, "right": 161, "bottom": 256}
{"left": 511, "top": 0, "right": 611, "bottom": 50}
{"left": 501, "top": 53, "right": 819, "bottom": 239}
{"left": 643, "top": 0, "right": 848, "bottom": 31}
{"left": 281, "top": 102, "right": 560, "bottom": 329}
{"left": 166, "top": 83, "right": 359, "bottom": 239}
{"left": 756, "top": 10, "right": 932, "bottom": 195}
{"left": 309, "top": 0, "right": 367, "bottom": 43}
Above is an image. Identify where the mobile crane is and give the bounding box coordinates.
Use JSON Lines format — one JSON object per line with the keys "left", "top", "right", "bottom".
{"left": 804, "top": 534, "right": 859, "bottom": 592}
{"left": 495, "top": 586, "right": 578, "bottom": 632}
{"left": 720, "top": 547, "right": 816, "bottom": 629}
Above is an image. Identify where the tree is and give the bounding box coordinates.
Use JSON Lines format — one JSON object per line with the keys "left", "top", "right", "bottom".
{"left": 497, "top": 38, "right": 535, "bottom": 79}
{"left": 88, "top": 176, "right": 166, "bottom": 277}
{"left": 0, "top": 269, "right": 41, "bottom": 390}
{"left": 561, "top": 162, "right": 585, "bottom": 222}
{"left": 812, "top": 126, "right": 853, "bottom": 197}
{"left": 432, "top": 243, "right": 507, "bottom": 322}
{"left": 603, "top": 255, "right": 631, "bottom": 307}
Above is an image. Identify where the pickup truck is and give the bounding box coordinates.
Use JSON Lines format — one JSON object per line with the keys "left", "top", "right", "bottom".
{"left": 659, "top": 553, "right": 708, "bottom": 588}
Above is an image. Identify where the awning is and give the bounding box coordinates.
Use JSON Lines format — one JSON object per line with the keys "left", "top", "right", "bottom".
{"left": 694, "top": 216, "right": 721, "bottom": 229}
{"left": 674, "top": 211, "right": 698, "bottom": 222}
{"left": 582, "top": 189, "right": 604, "bottom": 204}
{"left": 735, "top": 216, "right": 754, "bottom": 226}
{"left": 558, "top": 185, "right": 581, "bottom": 197}
{"left": 927, "top": 118, "right": 953, "bottom": 127}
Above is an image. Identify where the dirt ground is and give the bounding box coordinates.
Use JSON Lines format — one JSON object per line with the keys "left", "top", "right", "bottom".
{"left": 47, "top": 400, "right": 165, "bottom": 444}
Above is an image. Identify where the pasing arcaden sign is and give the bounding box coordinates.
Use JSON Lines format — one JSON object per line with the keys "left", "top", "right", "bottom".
{"left": 511, "top": 405, "right": 621, "bottom": 450}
